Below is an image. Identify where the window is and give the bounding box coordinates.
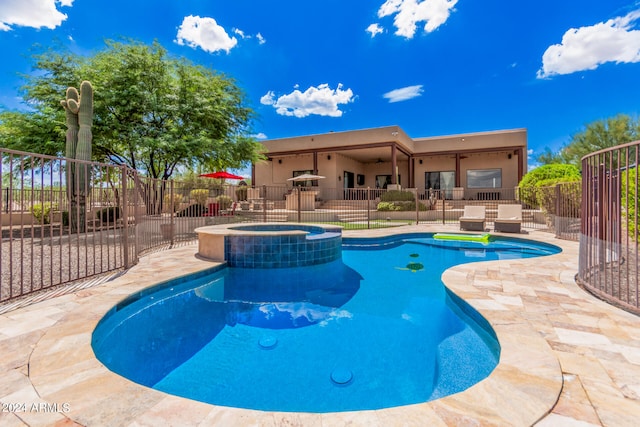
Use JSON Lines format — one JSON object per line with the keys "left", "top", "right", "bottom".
{"left": 292, "top": 170, "right": 317, "bottom": 187}
{"left": 467, "top": 169, "right": 502, "bottom": 188}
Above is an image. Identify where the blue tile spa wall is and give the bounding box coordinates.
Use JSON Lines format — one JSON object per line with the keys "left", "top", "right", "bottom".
{"left": 224, "top": 232, "right": 342, "bottom": 268}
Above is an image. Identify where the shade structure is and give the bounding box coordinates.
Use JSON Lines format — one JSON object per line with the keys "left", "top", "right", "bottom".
{"left": 287, "top": 173, "right": 326, "bottom": 181}
{"left": 199, "top": 171, "right": 245, "bottom": 180}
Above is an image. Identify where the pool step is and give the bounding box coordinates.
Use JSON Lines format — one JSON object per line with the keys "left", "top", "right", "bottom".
{"left": 336, "top": 213, "right": 368, "bottom": 223}
{"left": 242, "top": 212, "right": 289, "bottom": 222}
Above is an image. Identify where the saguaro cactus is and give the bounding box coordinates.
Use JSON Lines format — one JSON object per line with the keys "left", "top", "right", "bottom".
{"left": 61, "top": 81, "right": 93, "bottom": 233}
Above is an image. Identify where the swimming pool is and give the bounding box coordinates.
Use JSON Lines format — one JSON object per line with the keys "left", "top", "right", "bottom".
{"left": 92, "top": 232, "right": 560, "bottom": 412}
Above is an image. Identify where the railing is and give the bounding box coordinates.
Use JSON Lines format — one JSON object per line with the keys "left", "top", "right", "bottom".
{"left": 578, "top": 141, "right": 639, "bottom": 314}
{"left": 2, "top": 146, "right": 583, "bottom": 305}
{"left": 1, "top": 149, "right": 133, "bottom": 303}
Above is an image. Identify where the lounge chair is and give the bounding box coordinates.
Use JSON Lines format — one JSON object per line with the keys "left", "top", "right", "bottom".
{"left": 459, "top": 205, "right": 486, "bottom": 231}
{"left": 494, "top": 204, "right": 522, "bottom": 233}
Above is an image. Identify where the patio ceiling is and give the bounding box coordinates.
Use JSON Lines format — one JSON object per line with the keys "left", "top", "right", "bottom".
{"left": 268, "top": 145, "right": 410, "bottom": 164}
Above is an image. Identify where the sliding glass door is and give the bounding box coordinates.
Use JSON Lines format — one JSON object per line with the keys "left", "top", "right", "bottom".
{"left": 425, "top": 171, "right": 455, "bottom": 198}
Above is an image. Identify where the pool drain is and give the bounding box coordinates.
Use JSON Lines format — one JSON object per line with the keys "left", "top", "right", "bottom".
{"left": 259, "top": 336, "right": 278, "bottom": 349}
{"left": 331, "top": 368, "right": 353, "bottom": 385}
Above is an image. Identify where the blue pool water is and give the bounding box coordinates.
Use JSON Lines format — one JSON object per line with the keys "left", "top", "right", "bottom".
{"left": 92, "top": 233, "right": 560, "bottom": 412}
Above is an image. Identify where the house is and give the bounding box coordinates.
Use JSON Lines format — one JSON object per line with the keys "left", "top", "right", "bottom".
{"left": 252, "top": 126, "right": 527, "bottom": 201}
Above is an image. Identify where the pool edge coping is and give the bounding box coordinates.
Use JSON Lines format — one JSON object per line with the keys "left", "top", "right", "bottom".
{"left": 22, "top": 228, "right": 573, "bottom": 426}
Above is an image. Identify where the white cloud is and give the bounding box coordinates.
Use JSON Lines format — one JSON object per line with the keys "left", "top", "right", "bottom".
{"left": 175, "top": 15, "right": 237, "bottom": 54}
{"left": 366, "top": 23, "right": 384, "bottom": 38}
{"left": 0, "top": 0, "right": 73, "bottom": 31}
{"left": 260, "top": 84, "right": 355, "bottom": 118}
{"left": 253, "top": 132, "right": 268, "bottom": 140}
{"left": 256, "top": 33, "right": 266, "bottom": 44}
{"left": 538, "top": 10, "right": 640, "bottom": 78}
{"left": 377, "top": 0, "right": 458, "bottom": 39}
{"left": 383, "top": 84, "right": 424, "bottom": 102}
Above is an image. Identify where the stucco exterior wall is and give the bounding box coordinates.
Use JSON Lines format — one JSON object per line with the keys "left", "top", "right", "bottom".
{"left": 253, "top": 127, "right": 527, "bottom": 200}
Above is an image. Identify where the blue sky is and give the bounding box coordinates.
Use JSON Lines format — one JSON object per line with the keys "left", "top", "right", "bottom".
{"left": 2, "top": 0, "right": 640, "bottom": 170}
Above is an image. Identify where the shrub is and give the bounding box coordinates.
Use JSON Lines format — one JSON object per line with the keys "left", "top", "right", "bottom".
{"left": 216, "top": 194, "right": 233, "bottom": 210}
{"left": 235, "top": 186, "right": 248, "bottom": 201}
{"left": 31, "top": 203, "right": 53, "bottom": 224}
{"left": 377, "top": 200, "right": 427, "bottom": 211}
{"left": 518, "top": 164, "right": 581, "bottom": 207}
{"left": 189, "top": 189, "right": 209, "bottom": 205}
{"left": 621, "top": 168, "right": 638, "bottom": 238}
{"left": 61, "top": 211, "right": 69, "bottom": 227}
{"left": 380, "top": 190, "right": 415, "bottom": 202}
{"left": 163, "top": 193, "right": 183, "bottom": 212}
{"left": 96, "top": 206, "right": 121, "bottom": 223}
{"left": 535, "top": 178, "right": 581, "bottom": 217}
{"left": 377, "top": 201, "right": 401, "bottom": 211}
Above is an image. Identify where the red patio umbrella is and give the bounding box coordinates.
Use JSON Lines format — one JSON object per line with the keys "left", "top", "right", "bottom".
{"left": 199, "top": 171, "right": 245, "bottom": 180}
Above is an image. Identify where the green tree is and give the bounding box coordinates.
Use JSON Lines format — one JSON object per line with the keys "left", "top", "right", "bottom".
{"left": 537, "top": 114, "right": 639, "bottom": 170}
{"left": 0, "top": 39, "right": 263, "bottom": 180}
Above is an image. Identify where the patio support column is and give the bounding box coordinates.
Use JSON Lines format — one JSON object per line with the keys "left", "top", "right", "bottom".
{"left": 251, "top": 163, "right": 256, "bottom": 184}
{"left": 455, "top": 153, "right": 461, "bottom": 187}
{"left": 391, "top": 144, "right": 397, "bottom": 185}
{"left": 516, "top": 148, "right": 524, "bottom": 182}
{"left": 313, "top": 151, "right": 318, "bottom": 174}
{"left": 409, "top": 156, "right": 415, "bottom": 188}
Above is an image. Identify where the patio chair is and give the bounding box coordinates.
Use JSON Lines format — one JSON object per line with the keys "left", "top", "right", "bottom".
{"left": 494, "top": 204, "right": 522, "bottom": 233}
{"left": 459, "top": 205, "right": 486, "bottom": 231}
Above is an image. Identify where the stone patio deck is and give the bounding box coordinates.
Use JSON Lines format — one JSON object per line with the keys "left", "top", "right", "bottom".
{"left": 1, "top": 224, "right": 639, "bottom": 426}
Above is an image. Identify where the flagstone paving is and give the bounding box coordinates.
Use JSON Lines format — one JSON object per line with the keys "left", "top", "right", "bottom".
{"left": 1, "top": 224, "right": 639, "bottom": 426}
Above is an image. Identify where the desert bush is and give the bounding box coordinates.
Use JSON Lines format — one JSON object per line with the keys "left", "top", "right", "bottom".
{"left": 31, "top": 203, "right": 53, "bottom": 224}
{"left": 380, "top": 190, "right": 415, "bottom": 202}
{"left": 377, "top": 201, "right": 401, "bottom": 211}
{"left": 518, "top": 164, "right": 581, "bottom": 207}
{"left": 216, "top": 194, "right": 233, "bottom": 210}
{"left": 189, "top": 189, "right": 209, "bottom": 205}
{"left": 621, "top": 168, "right": 638, "bottom": 238}
{"left": 235, "top": 186, "right": 248, "bottom": 201}
{"left": 163, "top": 193, "right": 183, "bottom": 212}
{"left": 377, "top": 200, "right": 427, "bottom": 211}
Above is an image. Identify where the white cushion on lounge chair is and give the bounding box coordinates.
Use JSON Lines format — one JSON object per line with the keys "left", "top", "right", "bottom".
{"left": 460, "top": 206, "right": 486, "bottom": 221}
{"left": 496, "top": 205, "right": 522, "bottom": 220}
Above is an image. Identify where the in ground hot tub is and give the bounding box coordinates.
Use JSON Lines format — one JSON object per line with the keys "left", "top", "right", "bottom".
{"left": 195, "top": 223, "right": 342, "bottom": 268}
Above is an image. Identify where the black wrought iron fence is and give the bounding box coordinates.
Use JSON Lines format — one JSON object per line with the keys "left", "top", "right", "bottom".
{"left": 578, "top": 140, "right": 639, "bottom": 314}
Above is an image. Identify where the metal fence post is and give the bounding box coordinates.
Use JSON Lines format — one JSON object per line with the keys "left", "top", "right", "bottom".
{"left": 441, "top": 190, "right": 445, "bottom": 225}
{"left": 262, "top": 185, "right": 267, "bottom": 222}
{"left": 414, "top": 188, "right": 419, "bottom": 225}
{"left": 297, "top": 187, "right": 301, "bottom": 223}
{"left": 121, "top": 166, "right": 130, "bottom": 268}
{"left": 367, "top": 187, "right": 371, "bottom": 229}
{"left": 170, "top": 179, "right": 175, "bottom": 246}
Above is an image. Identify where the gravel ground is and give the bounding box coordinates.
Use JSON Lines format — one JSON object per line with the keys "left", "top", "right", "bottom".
{"left": 578, "top": 242, "right": 639, "bottom": 314}
{"left": 1, "top": 229, "right": 127, "bottom": 303}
